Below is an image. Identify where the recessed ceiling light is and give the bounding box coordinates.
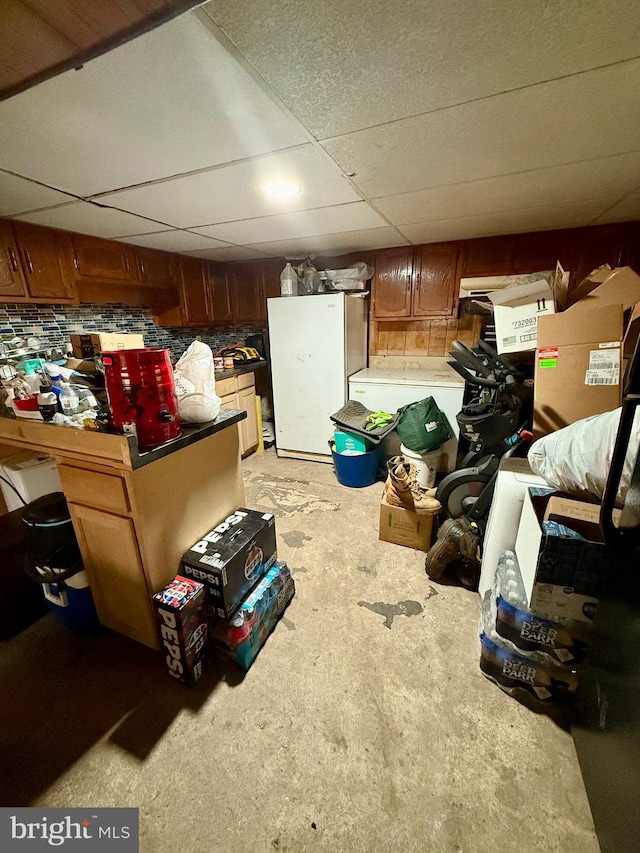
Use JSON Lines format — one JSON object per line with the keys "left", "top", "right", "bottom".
{"left": 264, "top": 181, "right": 301, "bottom": 198}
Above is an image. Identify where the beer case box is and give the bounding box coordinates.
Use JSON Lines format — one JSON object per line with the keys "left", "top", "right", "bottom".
{"left": 181, "top": 508, "right": 277, "bottom": 619}
{"left": 515, "top": 488, "right": 613, "bottom": 624}
{"left": 70, "top": 332, "right": 144, "bottom": 359}
{"left": 152, "top": 575, "right": 208, "bottom": 686}
{"left": 378, "top": 496, "right": 435, "bottom": 551}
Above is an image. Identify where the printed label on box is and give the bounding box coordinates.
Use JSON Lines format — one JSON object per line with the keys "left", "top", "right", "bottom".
{"left": 585, "top": 368, "right": 620, "bottom": 386}
{"left": 538, "top": 346, "right": 558, "bottom": 368}
{"left": 589, "top": 348, "right": 620, "bottom": 370}
{"left": 598, "top": 341, "right": 620, "bottom": 349}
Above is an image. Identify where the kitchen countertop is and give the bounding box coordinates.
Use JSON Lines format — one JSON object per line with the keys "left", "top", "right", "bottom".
{"left": 0, "top": 408, "right": 246, "bottom": 471}
{"left": 215, "top": 360, "right": 268, "bottom": 380}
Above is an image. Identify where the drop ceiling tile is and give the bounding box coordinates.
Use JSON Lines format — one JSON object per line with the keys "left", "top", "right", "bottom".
{"left": 98, "top": 145, "right": 360, "bottom": 227}
{"left": 203, "top": 0, "right": 640, "bottom": 137}
{"left": 0, "top": 13, "right": 308, "bottom": 196}
{"left": 247, "top": 226, "right": 408, "bottom": 258}
{"left": 183, "top": 246, "right": 274, "bottom": 261}
{"left": 190, "top": 202, "right": 386, "bottom": 244}
{"left": 374, "top": 153, "right": 640, "bottom": 225}
{"left": 12, "top": 202, "right": 170, "bottom": 237}
{"left": 322, "top": 60, "right": 640, "bottom": 198}
{"left": 399, "top": 198, "right": 620, "bottom": 244}
{"left": 593, "top": 193, "right": 640, "bottom": 224}
{"left": 0, "top": 171, "right": 76, "bottom": 216}
{"left": 118, "top": 230, "right": 231, "bottom": 252}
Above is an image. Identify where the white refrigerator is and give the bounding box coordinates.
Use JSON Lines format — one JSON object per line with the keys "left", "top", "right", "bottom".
{"left": 267, "top": 293, "right": 368, "bottom": 461}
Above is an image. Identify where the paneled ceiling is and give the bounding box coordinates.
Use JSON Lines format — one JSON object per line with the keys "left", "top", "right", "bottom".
{"left": 1, "top": 0, "right": 640, "bottom": 261}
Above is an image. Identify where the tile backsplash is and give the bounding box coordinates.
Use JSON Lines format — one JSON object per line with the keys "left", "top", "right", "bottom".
{"left": 0, "top": 302, "right": 265, "bottom": 361}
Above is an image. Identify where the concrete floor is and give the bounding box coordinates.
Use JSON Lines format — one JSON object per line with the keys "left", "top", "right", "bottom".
{"left": 0, "top": 449, "right": 599, "bottom": 853}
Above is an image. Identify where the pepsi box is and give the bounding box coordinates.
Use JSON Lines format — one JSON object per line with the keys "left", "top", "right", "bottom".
{"left": 152, "top": 575, "right": 208, "bottom": 686}
{"left": 181, "top": 508, "right": 277, "bottom": 620}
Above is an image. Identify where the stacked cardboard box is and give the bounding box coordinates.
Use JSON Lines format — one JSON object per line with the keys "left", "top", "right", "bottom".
{"left": 533, "top": 265, "right": 640, "bottom": 438}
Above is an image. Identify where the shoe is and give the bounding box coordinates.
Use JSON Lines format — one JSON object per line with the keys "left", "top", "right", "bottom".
{"left": 383, "top": 457, "right": 441, "bottom": 515}
{"left": 424, "top": 516, "right": 480, "bottom": 580}
{"left": 382, "top": 456, "right": 414, "bottom": 510}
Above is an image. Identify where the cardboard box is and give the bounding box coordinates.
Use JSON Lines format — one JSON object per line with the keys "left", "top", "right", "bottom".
{"left": 181, "top": 508, "right": 277, "bottom": 619}
{"left": 152, "top": 575, "right": 208, "bottom": 686}
{"left": 211, "top": 564, "right": 295, "bottom": 670}
{"left": 70, "top": 332, "right": 144, "bottom": 359}
{"left": 488, "top": 278, "right": 556, "bottom": 354}
{"left": 565, "top": 265, "right": 640, "bottom": 313}
{"left": 533, "top": 303, "right": 623, "bottom": 438}
{"left": 515, "top": 488, "right": 612, "bottom": 623}
{"left": 378, "top": 496, "right": 435, "bottom": 551}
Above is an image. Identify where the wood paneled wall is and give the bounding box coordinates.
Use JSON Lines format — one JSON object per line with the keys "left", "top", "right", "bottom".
{"left": 372, "top": 313, "right": 485, "bottom": 357}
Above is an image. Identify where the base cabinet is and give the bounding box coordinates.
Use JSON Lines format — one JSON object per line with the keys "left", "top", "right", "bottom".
{"left": 69, "top": 503, "right": 154, "bottom": 647}
{"left": 217, "top": 373, "right": 259, "bottom": 456}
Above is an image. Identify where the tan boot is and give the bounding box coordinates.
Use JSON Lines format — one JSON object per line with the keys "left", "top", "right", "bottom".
{"left": 408, "top": 477, "right": 441, "bottom": 515}
{"left": 383, "top": 457, "right": 441, "bottom": 515}
{"left": 382, "top": 456, "right": 414, "bottom": 510}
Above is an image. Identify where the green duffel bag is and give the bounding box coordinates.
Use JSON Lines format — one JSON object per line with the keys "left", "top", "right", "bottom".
{"left": 396, "top": 396, "right": 453, "bottom": 454}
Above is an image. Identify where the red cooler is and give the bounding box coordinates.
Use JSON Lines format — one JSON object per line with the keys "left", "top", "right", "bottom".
{"left": 102, "top": 347, "right": 182, "bottom": 451}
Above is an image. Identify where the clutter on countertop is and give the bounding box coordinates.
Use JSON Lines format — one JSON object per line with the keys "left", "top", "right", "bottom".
{"left": 174, "top": 341, "right": 221, "bottom": 424}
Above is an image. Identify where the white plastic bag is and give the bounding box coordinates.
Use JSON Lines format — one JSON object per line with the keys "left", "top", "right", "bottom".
{"left": 529, "top": 407, "right": 640, "bottom": 507}
{"left": 173, "top": 341, "right": 221, "bottom": 423}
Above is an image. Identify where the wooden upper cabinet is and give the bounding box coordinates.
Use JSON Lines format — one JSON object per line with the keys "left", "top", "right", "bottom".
{"left": 373, "top": 247, "right": 414, "bottom": 319}
{"left": 179, "top": 256, "right": 210, "bottom": 325}
{"left": 258, "top": 259, "right": 283, "bottom": 322}
{"left": 0, "top": 220, "right": 27, "bottom": 298}
{"left": 412, "top": 243, "right": 457, "bottom": 317}
{"left": 135, "top": 247, "right": 175, "bottom": 286}
{"left": 12, "top": 222, "right": 75, "bottom": 301}
{"left": 207, "top": 262, "right": 233, "bottom": 323}
{"left": 461, "top": 235, "right": 515, "bottom": 277}
{"left": 70, "top": 234, "right": 136, "bottom": 281}
{"left": 227, "top": 262, "right": 262, "bottom": 322}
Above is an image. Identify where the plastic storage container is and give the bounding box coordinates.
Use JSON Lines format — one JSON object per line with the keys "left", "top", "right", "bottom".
{"left": 330, "top": 441, "right": 381, "bottom": 488}
{"left": 400, "top": 442, "right": 440, "bottom": 489}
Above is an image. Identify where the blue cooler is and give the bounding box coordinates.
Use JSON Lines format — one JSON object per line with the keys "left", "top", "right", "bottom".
{"left": 22, "top": 492, "right": 100, "bottom": 634}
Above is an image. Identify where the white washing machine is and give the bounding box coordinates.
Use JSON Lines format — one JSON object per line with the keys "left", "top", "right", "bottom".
{"left": 348, "top": 364, "right": 465, "bottom": 472}
{"left": 0, "top": 451, "right": 62, "bottom": 512}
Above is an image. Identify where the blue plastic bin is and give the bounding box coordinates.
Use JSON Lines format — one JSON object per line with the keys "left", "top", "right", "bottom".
{"left": 329, "top": 441, "right": 381, "bottom": 488}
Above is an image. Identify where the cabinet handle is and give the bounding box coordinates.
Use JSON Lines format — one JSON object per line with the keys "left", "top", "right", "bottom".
{"left": 7, "top": 247, "right": 18, "bottom": 271}
{"left": 23, "top": 249, "right": 34, "bottom": 274}
{"left": 125, "top": 254, "right": 131, "bottom": 271}
{"left": 415, "top": 271, "right": 421, "bottom": 290}
{"left": 73, "top": 255, "right": 79, "bottom": 269}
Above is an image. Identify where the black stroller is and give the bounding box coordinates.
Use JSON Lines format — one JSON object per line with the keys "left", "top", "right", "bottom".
{"left": 424, "top": 339, "right": 532, "bottom": 587}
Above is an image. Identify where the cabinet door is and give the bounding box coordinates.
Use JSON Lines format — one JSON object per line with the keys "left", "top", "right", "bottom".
{"left": 207, "top": 261, "right": 233, "bottom": 323}
{"left": 574, "top": 223, "right": 631, "bottom": 286}
{"left": 135, "top": 247, "right": 175, "bottom": 285}
{"left": 412, "top": 243, "right": 457, "bottom": 317}
{"left": 372, "top": 247, "right": 413, "bottom": 319}
{"left": 238, "top": 385, "right": 258, "bottom": 454}
{"left": 228, "top": 262, "right": 262, "bottom": 322}
{"left": 461, "top": 235, "right": 515, "bottom": 277}
{"left": 0, "top": 220, "right": 27, "bottom": 298}
{"left": 12, "top": 222, "right": 75, "bottom": 300}
{"left": 69, "top": 503, "right": 157, "bottom": 648}
{"left": 70, "top": 234, "right": 137, "bottom": 281}
{"left": 258, "top": 259, "right": 283, "bottom": 322}
{"left": 179, "top": 256, "right": 210, "bottom": 325}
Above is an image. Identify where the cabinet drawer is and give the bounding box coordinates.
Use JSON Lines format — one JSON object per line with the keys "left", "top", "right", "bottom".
{"left": 216, "top": 376, "right": 238, "bottom": 397}
{"left": 58, "top": 465, "right": 130, "bottom": 515}
{"left": 237, "top": 371, "right": 255, "bottom": 390}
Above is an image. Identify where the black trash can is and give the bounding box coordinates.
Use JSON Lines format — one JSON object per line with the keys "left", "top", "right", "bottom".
{"left": 22, "top": 492, "right": 100, "bottom": 634}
